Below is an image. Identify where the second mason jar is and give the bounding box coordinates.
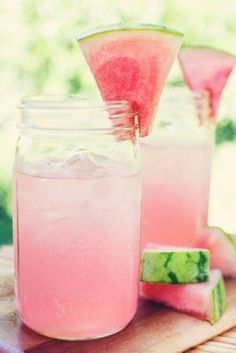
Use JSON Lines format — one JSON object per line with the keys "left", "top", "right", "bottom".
{"left": 13, "top": 96, "right": 141, "bottom": 340}
{"left": 141, "top": 88, "right": 213, "bottom": 249}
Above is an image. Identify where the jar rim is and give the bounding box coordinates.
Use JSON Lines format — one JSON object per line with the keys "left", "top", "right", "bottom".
{"left": 20, "top": 94, "right": 130, "bottom": 113}
{"left": 19, "top": 95, "right": 137, "bottom": 134}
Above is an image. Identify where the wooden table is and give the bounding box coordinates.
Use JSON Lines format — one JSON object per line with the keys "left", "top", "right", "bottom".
{"left": 1, "top": 246, "right": 236, "bottom": 353}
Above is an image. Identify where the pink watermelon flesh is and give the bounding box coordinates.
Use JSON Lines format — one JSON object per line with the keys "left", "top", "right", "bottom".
{"left": 78, "top": 24, "right": 183, "bottom": 137}
{"left": 140, "top": 269, "right": 226, "bottom": 324}
{"left": 178, "top": 47, "right": 236, "bottom": 121}
{"left": 196, "top": 226, "right": 236, "bottom": 278}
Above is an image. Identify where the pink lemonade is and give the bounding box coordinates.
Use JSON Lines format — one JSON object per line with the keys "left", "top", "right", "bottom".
{"left": 141, "top": 142, "right": 212, "bottom": 249}
{"left": 13, "top": 167, "right": 141, "bottom": 340}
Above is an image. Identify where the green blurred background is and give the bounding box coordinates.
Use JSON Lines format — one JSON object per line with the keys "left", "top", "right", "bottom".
{"left": 1, "top": 0, "right": 236, "bottom": 244}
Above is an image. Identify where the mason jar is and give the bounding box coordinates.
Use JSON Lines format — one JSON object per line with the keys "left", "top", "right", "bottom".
{"left": 141, "top": 88, "right": 213, "bottom": 249}
{"left": 13, "top": 95, "right": 141, "bottom": 340}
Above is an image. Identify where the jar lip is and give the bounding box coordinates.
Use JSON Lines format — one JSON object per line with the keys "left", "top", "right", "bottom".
{"left": 19, "top": 95, "right": 138, "bottom": 134}
{"left": 20, "top": 94, "right": 131, "bottom": 113}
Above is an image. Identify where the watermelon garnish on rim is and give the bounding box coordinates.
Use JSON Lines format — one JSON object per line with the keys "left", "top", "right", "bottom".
{"left": 77, "top": 23, "right": 183, "bottom": 137}
{"left": 178, "top": 46, "right": 236, "bottom": 122}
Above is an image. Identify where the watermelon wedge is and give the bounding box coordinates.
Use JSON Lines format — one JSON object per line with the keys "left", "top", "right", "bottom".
{"left": 77, "top": 23, "right": 183, "bottom": 137}
{"left": 178, "top": 46, "right": 236, "bottom": 121}
{"left": 140, "top": 269, "right": 226, "bottom": 324}
{"left": 141, "top": 245, "right": 209, "bottom": 284}
{"left": 196, "top": 226, "right": 236, "bottom": 278}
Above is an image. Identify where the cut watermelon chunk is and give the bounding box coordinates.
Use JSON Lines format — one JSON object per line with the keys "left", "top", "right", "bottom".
{"left": 196, "top": 226, "right": 236, "bottom": 278}
{"left": 77, "top": 23, "right": 183, "bottom": 137}
{"left": 140, "top": 269, "right": 226, "bottom": 324}
{"left": 141, "top": 244, "right": 209, "bottom": 284}
{"left": 178, "top": 46, "right": 236, "bottom": 121}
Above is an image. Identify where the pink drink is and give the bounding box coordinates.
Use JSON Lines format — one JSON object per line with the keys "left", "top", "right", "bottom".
{"left": 14, "top": 166, "right": 141, "bottom": 339}
{"left": 141, "top": 142, "right": 212, "bottom": 248}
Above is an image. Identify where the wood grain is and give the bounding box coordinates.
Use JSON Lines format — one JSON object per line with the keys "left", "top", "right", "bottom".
{"left": 0, "top": 246, "right": 236, "bottom": 353}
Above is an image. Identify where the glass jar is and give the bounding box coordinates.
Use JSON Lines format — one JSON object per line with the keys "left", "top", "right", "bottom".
{"left": 141, "top": 88, "right": 213, "bottom": 249}
{"left": 13, "top": 95, "right": 141, "bottom": 340}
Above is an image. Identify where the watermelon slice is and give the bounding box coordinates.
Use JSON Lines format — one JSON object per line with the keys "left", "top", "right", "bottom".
{"left": 140, "top": 269, "right": 226, "bottom": 324}
{"left": 178, "top": 46, "right": 236, "bottom": 121}
{"left": 141, "top": 245, "right": 209, "bottom": 284}
{"left": 196, "top": 226, "right": 236, "bottom": 278}
{"left": 77, "top": 23, "right": 183, "bottom": 136}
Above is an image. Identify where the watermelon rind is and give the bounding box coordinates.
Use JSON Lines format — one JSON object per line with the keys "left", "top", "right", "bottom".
{"left": 140, "top": 269, "right": 226, "bottom": 324}
{"left": 196, "top": 226, "right": 236, "bottom": 277}
{"left": 211, "top": 273, "right": 226, "bottom": 324}
{"left": 141, "top": 248, "right": 210, "bottom": 284}
{"left": 224, "top": 232, "right": 236, "bottom": 252}
{"left": 210, "top": 226, "right": 236, "bottom": 252}
{"left": 180, "top": 44, "right": 236, "bottom": 58}
{"left": 77, "top": 23, "right": 183, "bottom": 42}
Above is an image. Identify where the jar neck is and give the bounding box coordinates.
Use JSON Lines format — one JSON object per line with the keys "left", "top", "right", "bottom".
{"left": 19, "top": 95, "right": 137, "bottom": 138}
{"left": 141, "top": 89, "right": 213, "bottom": 147}
{"left": 16, "top": 96, "right": 140, "bottom": 178}
{"left": 153, "top": 88, "right": 210, "bottom": 127}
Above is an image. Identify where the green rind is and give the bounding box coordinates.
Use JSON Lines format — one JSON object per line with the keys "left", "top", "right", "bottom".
{"left": 224, "top": 233, "right": 236, "bottom": 252}
{"left": 77, "top": 23, "right": 184, "bottom": 42}
{"left": 180, "top": 45, "right": 236, "bottom": 58}
{"left": 141, "top": 249, "right": 210, "bottom": 284}
{"left": 207, "top": 226, "right": 236, "bottom": 252}
{"left": 211, "top": 273, "right": 226, "bottom": 324}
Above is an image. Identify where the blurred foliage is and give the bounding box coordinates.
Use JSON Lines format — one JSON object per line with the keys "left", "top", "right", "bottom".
{"left": 0, "top": 176, "right": 12, "bottom": 245}
{"left": 216, "top": 118, "right": 236, "bottom": 145}
{"left": 1, "top": 0, "right": 236, "bottom": 243}
{"left": 1, "top": 0, "right": 236, "bottom": 96}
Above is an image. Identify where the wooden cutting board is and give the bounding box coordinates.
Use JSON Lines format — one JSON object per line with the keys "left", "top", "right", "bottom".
{"left": 1, "top": 245, "right": 236, "bottom": 353}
